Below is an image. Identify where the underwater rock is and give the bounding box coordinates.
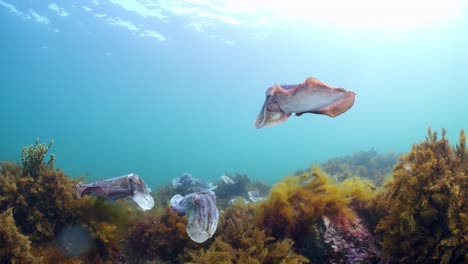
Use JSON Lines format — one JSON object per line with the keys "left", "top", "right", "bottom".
{"left": 76, "top": 173, "right": 154, "bottom": 211}
{"left": 322, "top": 215, "right": 379, "bottom": 263}
{"left": 170, "top": 191, "right": 219, "bottom": 243}
{"left": 172, "top": 173, "right": 216, "bottom": 195}
{"left": 228, "top": 197, "right": 248, "bottom": 205}
{"left": 255, "top": 77, "right": 356, "bottom": 128}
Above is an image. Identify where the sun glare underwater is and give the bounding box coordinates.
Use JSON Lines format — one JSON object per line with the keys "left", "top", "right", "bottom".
{"left": 1, "top": 0, "right": 467, "bottom": 263}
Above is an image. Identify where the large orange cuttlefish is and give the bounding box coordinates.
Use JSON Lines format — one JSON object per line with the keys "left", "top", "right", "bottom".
{"left": 254, "top": 77, "right": 356, "bottom": 128}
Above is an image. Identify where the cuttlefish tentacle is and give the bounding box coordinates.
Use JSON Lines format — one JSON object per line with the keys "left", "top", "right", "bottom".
{"left": 255, "top": 76, "right": 356, "bottom": 128}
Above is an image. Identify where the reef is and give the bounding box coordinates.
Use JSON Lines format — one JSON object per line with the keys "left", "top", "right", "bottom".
{"left": 124, "top": 208, "right": 194, "bottom": 262}
{"left": 320, "top": 148, "right": 400, "bottom": 185}
{"left": 0, "top": 208, "right": 35, "bottom": 263}
{"left": 0, "top": 129, "right": 466, "bottom": 263}
{"left": 255, "top": 166, "right": 380, "bottom": 263}
{"left": 0, "top": 140, "right": 135, "bottom": 263}
{"left": 214, "top": 173, "right": 270, "bottom": 208}
{"left": 375, "top": 128, "right": 467, "bottom": 263}
{"left": 182, "top": 200, "right": 309, "bottom": 264}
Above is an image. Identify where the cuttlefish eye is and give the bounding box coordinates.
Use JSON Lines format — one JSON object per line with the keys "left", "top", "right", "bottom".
{"left": 269, "top": 112, "right": 282, "bottom": 122}
{"left": 265, "top": 87, "right": 272, "bottom": 96}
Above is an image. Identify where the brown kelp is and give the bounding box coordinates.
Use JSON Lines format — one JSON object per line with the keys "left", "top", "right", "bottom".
{"left": 1, "top": 129, "right": 467, "bottom": 263}
{"left": 183, "top": 200, "right": 309, "bottom": 264}
{"left": 255, "top": 167, "right": 380, "bottom": 263}
{"left": 376, "top": 128, "right": 467, "bottom": 263}
{"left": 124, "top": 208, "right": 194, "bottom": 262}
{"left": 0, "top": 208, "right": 35, "bottom": 263}
{"left": 0, "top": 139, "right": 135, "bottom": 262}
{"left": 320, "top": 148, "right": 400, "bottom": 185}
{"left": 214, "top": 173, "right": 270, "bottom": 208}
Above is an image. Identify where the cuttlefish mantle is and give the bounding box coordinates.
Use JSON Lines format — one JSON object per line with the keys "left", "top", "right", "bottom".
{"left": 254, "top": 77, "right": 356, "bottom": 128}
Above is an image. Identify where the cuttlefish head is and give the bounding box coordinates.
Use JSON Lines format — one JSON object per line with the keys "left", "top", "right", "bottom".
{"left": 254, "top": 86, "right": 291, "bottom": 129}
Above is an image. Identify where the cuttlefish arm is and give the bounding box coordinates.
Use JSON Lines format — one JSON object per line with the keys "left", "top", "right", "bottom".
{"left": 254, "top": 77, "right": 356, "bottom": 128}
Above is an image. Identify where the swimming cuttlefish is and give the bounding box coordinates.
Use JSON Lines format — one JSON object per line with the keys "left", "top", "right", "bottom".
{"left": 254, "top": 77, "right": 356, "bottom": 128}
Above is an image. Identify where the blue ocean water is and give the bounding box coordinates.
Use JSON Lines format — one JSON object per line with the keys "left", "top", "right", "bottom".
{"left": 1, "top": 1, "right": 467, "bottom": 188}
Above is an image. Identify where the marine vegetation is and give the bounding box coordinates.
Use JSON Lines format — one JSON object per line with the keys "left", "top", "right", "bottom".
{"left": 214, "top": 173, "right": 270, "bottom": 208}
{"left": 375, "top": 128, "right": 467, "bottom": 263}
{"left": 183, "top": 200, "right": 309, "bottom": 264}
{"left": 0, "top": 139, "right": 136, "bottom": 263}
{"left": 124, "top": 208, "right": 194, "bottom": 262}
{"left": 0, "top": 208, "right": 35, "bottom": 263}
{"left": 152, "top": 184, "right": 178, "bottom": 208}
{"left": 320, "top": 148, "right": 400, "bottom": 185}
{"left": 215, "top": 173, "right": 250, "bottom": 207}
{"left": 1, "top": 129, "right": 466, "bottom": 263}
{"left": 21, "top": 138, "right": 54, "bottom": 178}
{"left": 255, "top": 167, "right": 380, "bottom": 263}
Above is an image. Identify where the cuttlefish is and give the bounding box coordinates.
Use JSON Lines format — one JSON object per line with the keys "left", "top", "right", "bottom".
{"left": 76, "top": 173, "right": 154, "bottom": 211}
{"left": 254, "top": 77, "right": 356, "bottom": 128}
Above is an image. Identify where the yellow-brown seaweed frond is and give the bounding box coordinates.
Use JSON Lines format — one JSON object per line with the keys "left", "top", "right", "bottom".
{"left": 376, "top": 128, "right": 468, "bottom": 263}
{"left": 184, "top": 200, "right": 309, "bottom": 264}
{"left": 0, "top": 208, "right": 35, "bottom": 263}
{"left": 0, "top": 161, "right": 136, "bottom": 262}
{"left": 125, "top": 208, "right": 193, "bottom": 262}
{"left": 256, "top": 167, "right": 359, "bottom": 240}
{"left": 30, "top": 245, "right": 86, "bottom": 264}
{"left": 0, "top": 162, "right": 77, "bottom": 242}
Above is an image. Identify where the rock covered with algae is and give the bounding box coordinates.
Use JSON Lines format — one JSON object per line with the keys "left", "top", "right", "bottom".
{"left": 170, "top": 191, "right": 219, "bottom": 243}
{"left": 171, "top": 173, "right": 218, "bottom": 196}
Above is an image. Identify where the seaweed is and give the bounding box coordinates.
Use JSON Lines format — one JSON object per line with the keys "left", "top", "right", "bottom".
{"left": 21, "top": 138, "right": 54, "bottom": 178}
{"left": 152, "top": 184, "right": 178, "bottom": 209}
{"left": 0, "top": 208, "right": 35, "bottom": 264}
{"left": 183, "top": 200, "right": 309, "bottom": 264}
{"left": 376, "top": 128, "right": 467, "bottom": 263}
{"left": 0, "top": 139, "right": 139, "bottom": 262}
{"left": 124, "top": 208, "right": 194, "bottom": 262}
{"left": 255, "top": 167, "right": 380, "bottom": 262}
{"left": 320, "top": 148, "right": 400, "bottom": 185}
{"left": 214, "top": 173, "right": 270, "bottom": 208}
{"left": 215, "top": 173, "right": 251, "bottom": 207}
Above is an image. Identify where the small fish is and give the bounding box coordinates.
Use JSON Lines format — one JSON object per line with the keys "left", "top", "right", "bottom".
{"left": 170, "top": 191, "right": 219, "bottom": 243}
{"left": 76, "top": 173, "right": 154, "bottom": 211}
{"left": 255, "top": 77, "right": 356, "bottom": 128}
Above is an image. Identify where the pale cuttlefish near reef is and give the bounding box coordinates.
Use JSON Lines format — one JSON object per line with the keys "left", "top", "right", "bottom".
{"left": 255, "top": 77, "right": 356, "bottom": 128}
{"left": 170, "top": 191, "right": 219, "bottom": 243}
{"left": 76, "top": 173, "right": 154, "bottom": 211}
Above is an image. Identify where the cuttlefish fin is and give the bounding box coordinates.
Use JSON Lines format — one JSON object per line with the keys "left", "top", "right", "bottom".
{"left": 305, "top": 77, "right": 344, "bottom": 91}
{"left": 300, "top": 91, "right": 356, "bottom": 118}
{"left": 268, "top": 84, "right": 297, "bottom": 96}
